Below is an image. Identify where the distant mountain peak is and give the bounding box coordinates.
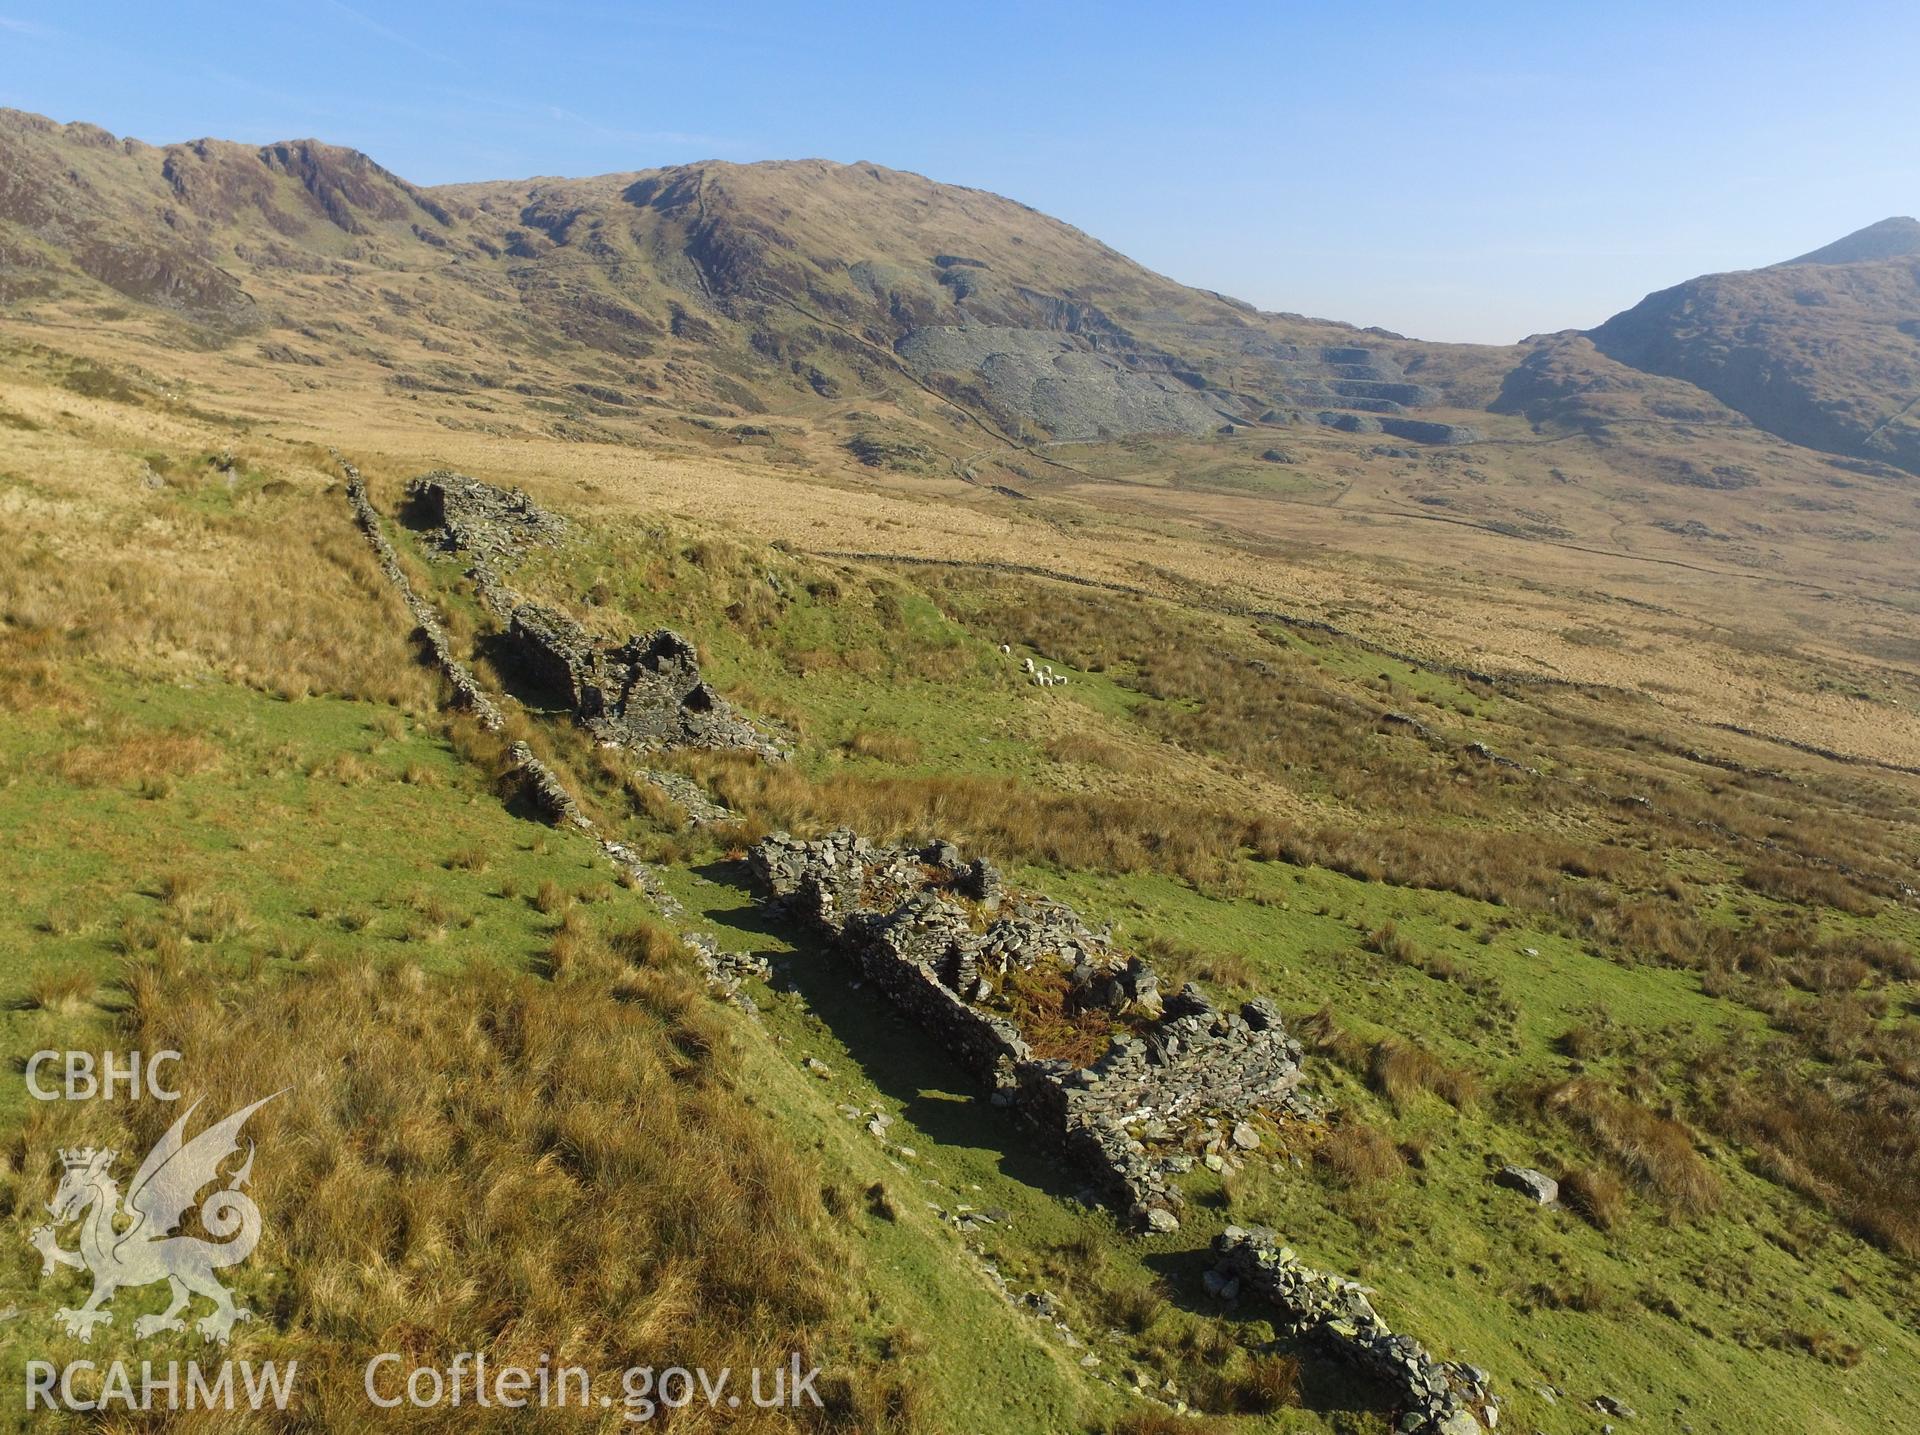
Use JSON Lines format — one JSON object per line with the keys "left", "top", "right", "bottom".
{"left": 1781, "top": 216, "right": 1920, "bottom": 267}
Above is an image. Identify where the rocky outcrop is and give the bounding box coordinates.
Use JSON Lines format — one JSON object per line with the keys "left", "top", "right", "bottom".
{"left": 897, "top": 325, "right": 1232, "bottom": 440}
{"left": 1212, "top": 1227, "right": 1497, "bottom": 1435}
{"left": 1378, "top": 417, "right": 1482, "bottom": 446}
{"left": 750, "top": 829, "right": 1308, "bottom": 1227}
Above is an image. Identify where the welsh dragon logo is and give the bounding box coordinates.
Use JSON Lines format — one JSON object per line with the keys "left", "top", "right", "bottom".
{"left": 28, "top": 1093, "right": 282, "bottom": 1344}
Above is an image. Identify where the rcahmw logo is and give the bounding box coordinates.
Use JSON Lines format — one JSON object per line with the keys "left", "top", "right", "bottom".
{"left": 22, "top": 1072, "right": 299, "bottom": 1413}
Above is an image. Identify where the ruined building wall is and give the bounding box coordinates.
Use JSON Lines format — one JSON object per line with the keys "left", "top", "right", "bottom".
{"left": 406, "top": 472, "right": 786, "bottom": 761}
{"left": 750, "top": 829, "right": 1308, "bottom": 1230}
{"left": 1212, "top": 1226, "right": 1497, "bottom": 1435}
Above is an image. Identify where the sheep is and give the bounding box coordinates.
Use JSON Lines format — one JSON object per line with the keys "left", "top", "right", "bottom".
{"left": 1000, "top": 643, "right": 1011, "bottom": 655}
{"left": 1022, "top": 657, "right": 1035, "bottom": 673}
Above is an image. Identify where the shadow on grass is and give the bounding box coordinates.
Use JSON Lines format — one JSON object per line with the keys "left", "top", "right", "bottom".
{"left": 474, "top": 632, "right": 573, "bottom": 715}
{"left": 1141, "top": 1247, "right": 1399, "bottom": 1422}
{"left": 691, "top": 861, "right": 1090, "bottom": 1207}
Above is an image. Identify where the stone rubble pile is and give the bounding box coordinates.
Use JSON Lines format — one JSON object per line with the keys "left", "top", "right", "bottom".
{"left": 1212, "top": 1227, "right": 1497, "bottom": 1435}
{"left": 406, "top": 471, "right": 785, "bottom": 762}
{"left": 634, "top": 766, "right": 735, "bottom": 826}
{"left": 507, "top": 604, "right": 786, "bottom": 759}
{"left": 409, "top": 470, "right": 567, "bottom": 562}
{"left": 749, "top": 829, "right": 1309, "bottom": 1229}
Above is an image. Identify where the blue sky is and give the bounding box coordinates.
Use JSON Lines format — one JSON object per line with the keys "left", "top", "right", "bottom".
{"left": 2, "top": 2, "right": 1915, "bottom": 343}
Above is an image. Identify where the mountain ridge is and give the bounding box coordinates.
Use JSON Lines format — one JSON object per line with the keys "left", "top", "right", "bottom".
{"left": 1784, "top": 216, "right": 1920, "bottom": 267}
{"left": 1, "top": 105, "right": 1915, "bottom": 475}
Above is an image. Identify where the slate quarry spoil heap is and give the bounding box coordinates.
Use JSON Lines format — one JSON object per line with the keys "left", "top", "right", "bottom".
{"left": 749, "top": 829, "right": 1310, "bottom": 1229}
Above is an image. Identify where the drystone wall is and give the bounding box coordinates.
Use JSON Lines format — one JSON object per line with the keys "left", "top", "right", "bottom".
{"left": 339, "top": 457, "right": 766, "bottom": 1000}
{"left": 345, "top": 464, "right": 505, "bottom": 732}
{"left": 406, "top": 472, "right": 786, "bottom": 761}
{"left": 750, "top": 829, "right": 1309, "bottom": 1229}
{"left": 1212, "top": 1227, "right": 1496, "bottom": 1435}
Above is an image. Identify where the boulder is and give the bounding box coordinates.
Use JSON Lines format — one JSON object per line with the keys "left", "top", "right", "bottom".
{"left": 1494, "top": 1165, "right": 1559, "bottom": 1205}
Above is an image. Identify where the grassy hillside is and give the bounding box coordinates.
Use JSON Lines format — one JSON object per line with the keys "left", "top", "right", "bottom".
{"left": 347, "top": 423, "right": 1918, "bottom": 1432}
{"left": 2, "top": 111, "right": 1919, "bottom": 1435}
{"left": 0, "top": 364, "right": 1123, "bottom": 1432}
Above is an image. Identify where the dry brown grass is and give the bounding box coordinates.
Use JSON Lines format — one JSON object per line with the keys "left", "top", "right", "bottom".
{"left": 1189, "top": 1349, "right": 1303, "bottom": 1416}
{"left": 1740, "top": 857, "right": 1878, "bottom": 915}
{"left": 1137, "top": 933, "right": 1254, "bottom": 990}
{"left": 1295, "top": 1003, "right": 1371, "bottom": 1071}
{"left": 66, "top": 916, "right": 909, "bottom": 1431}
{"left": 1719, "top": 1078, "right": 1920, "bottom": 1257}
{"left": 0, "top": 627, "right": 86, "bottom": 713}
{"left": 23, "top": 966, "right": 96, "bottom": 1013}
{"left": 843, "top": 728, "right": 921, "bottom": 764}
{"left": 446, "top": 844, "right": 491, "bottom": 873}
{"left": 1368, "top": 1037, "right": 1482, "bottom": 1111}
{"left": 185, "top": 890, "right": 253, "bottom": 943}
{"left": 690, "top": 751, "right": 1283, "bottom": 882}
{"left": 1559, "top": 1163, "right": 1627, "bottom": 1231}
{"left": 1045, "top": 732, "right": 1139, "bottom": 771}
{"left": 53, "top": 725, "right": 220, "bottom": 788}
{"left": 1, "top": 480, "right": 435, "bottom": 712}
{"left": 1316, "top": 1122, "right": 1405, "bottom": 1187}
{"left": 1541, "top": 1078, "right": 1721, "bottom": 1216}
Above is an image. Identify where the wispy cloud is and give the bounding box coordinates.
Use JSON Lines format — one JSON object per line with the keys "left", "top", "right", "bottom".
{"left": 0, "top": 16, "right": 51, "bottom": 36}
{"left": 542, "top": 104, "right": 742, "bottom": 154}
{"left": 320, "top": 0, "right": 454, "bottom": 66}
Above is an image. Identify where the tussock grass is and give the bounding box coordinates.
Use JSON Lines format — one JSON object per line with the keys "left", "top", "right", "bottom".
{"left": 843, "top": 728, "right": 921, "bottom": 764}
{"left": 1560, "top": 1164, "right": 1627, "bottom": 1231}
{"left": 688, "top": 752, "right": 1291, "bottom": 882}
{"left": 23, "top": 966, "right": 96, "bottom": 1013}
{"left": 1316, "top": 1123, "right": 1405, "bottom": 1187}
{"left": 54, "top": 726, "right": 220, "bottom": 788}
{"left": 1541, "top": 1078, "right": 1721, "bottom": 1216}
{"left": 84, "top": 920, "right": 909, "bottom": 1429}
{"left": 1740, "top": 856, "right": 1878, "bottom": 915}
{"left": 1187, "top": 1349, "right": 1303, "bottom": 1416}
{"left": 446, "top": 844, "right": 491, "bottom": 873}
{"left": 1721, "top": 1080, "right": 1920, "bottom": 1257}
{"left": 1137, "top": 933, "right": 1254, "bottom": 989}
{"left": 1368, "top": 1037, "right": 1481, "bottom": 1111}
